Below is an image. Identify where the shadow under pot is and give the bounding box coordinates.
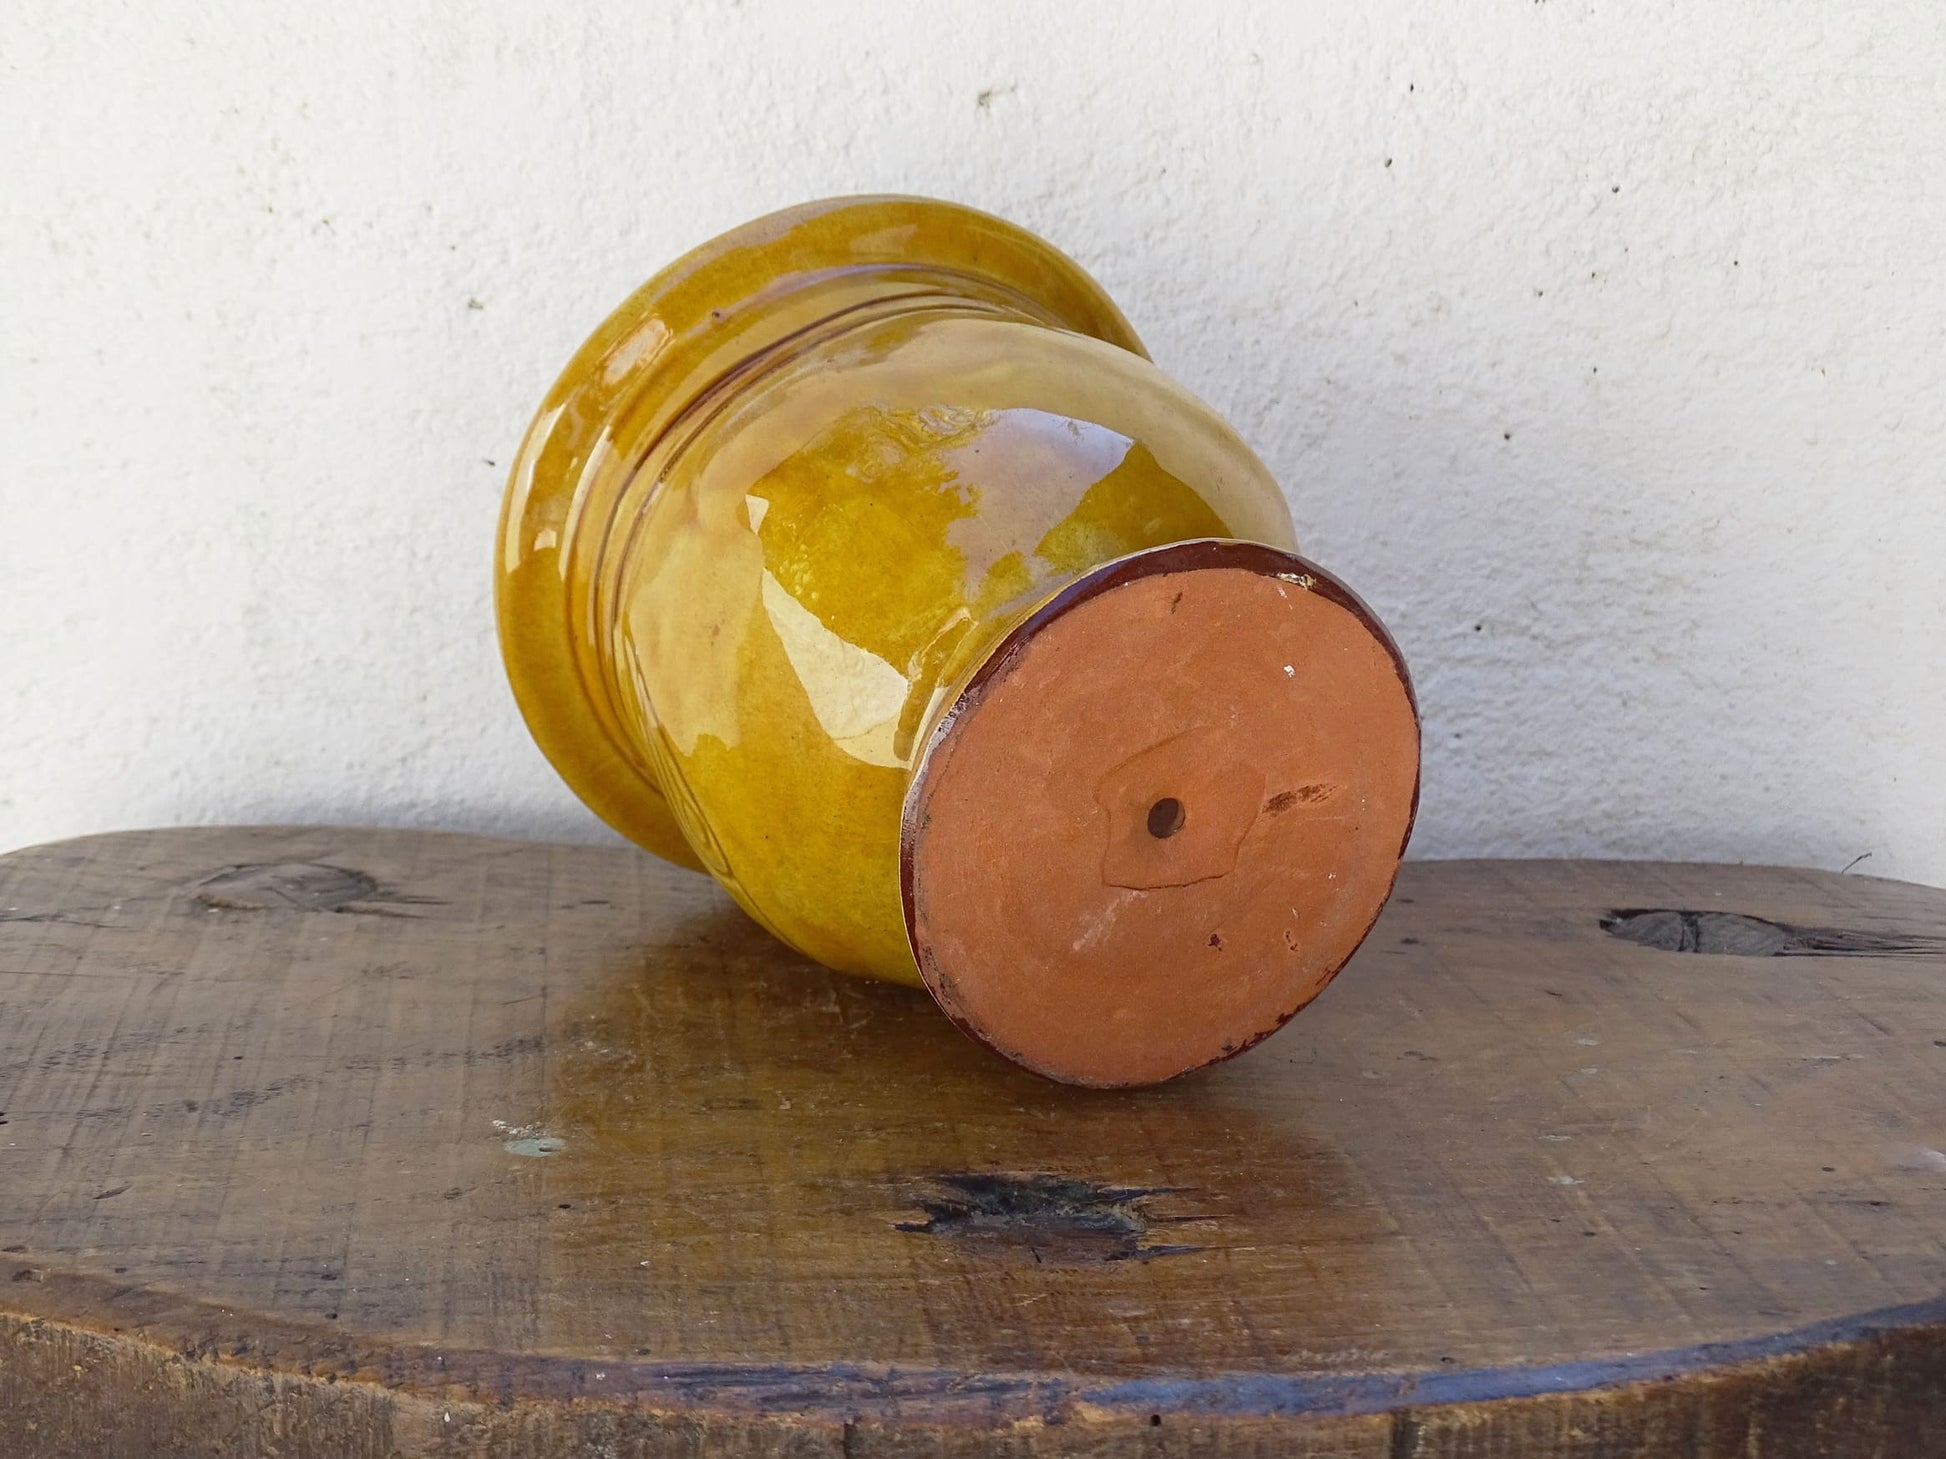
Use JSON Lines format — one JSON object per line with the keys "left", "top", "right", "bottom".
{"left": 496, "top": 195, "right": 1420, "bottom": 1087}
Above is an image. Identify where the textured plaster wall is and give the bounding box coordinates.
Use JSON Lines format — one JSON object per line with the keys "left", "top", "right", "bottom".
{"left": 3, "top": 2, "right": 1943, "bottom": 885}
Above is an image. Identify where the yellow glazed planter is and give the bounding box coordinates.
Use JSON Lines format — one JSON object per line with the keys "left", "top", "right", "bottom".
{"left": 496, "top": 196, "right": 1419, "bottom": 1086}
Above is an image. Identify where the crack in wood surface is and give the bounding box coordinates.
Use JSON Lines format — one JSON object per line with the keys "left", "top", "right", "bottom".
{"left": 1602, "top": 908, "right": 1946, "bottom": 958}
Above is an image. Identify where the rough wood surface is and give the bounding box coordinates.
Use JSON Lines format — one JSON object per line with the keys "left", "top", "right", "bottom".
{"left": 1, "top": 827, "right": 1942, "bottom": 1457}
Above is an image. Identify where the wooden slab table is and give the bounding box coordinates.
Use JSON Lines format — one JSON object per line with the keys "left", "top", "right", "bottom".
{"left": 1, "top": 827, "right": 1942, "bottom": 1456}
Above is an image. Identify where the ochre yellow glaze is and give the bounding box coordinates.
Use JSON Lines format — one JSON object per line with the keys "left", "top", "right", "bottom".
{"left": 496, "top": 197, "right": 1298, "bottom": 985}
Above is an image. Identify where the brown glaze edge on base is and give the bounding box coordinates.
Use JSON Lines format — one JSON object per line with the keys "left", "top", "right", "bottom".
{"left": 898, "top": 539, "right": 1423, "bottom": 1088}
{"left": 4, "top": 1264, "right": 1941, "bottom": 1454}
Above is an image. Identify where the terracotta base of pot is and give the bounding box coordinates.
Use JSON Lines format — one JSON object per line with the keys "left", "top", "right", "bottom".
{"left": 903, "top": 541, "right": 1421, "bottom": 1087}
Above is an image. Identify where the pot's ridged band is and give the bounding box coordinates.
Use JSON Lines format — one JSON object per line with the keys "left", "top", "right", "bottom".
{"left": 495, "top": 197, "right": 1144, "bottom": 868}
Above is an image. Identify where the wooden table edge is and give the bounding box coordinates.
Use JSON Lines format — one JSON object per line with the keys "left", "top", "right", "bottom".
{"left": 6, "top": 1263, "right": 1943, "bottom": 1436}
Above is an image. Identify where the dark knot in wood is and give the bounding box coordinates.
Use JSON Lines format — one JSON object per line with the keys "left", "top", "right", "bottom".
{"left": 1602, "top": 908, "right": 1946, "bottom": 959}
{"left": 192, "top": 863, "right": 382, "bottom": 914}
{"left": 895, "top": 1173, "right": 1201, "bottom": 1264}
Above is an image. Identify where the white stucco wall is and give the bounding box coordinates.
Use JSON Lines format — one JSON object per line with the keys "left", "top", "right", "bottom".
{"left": 3, "top": 2, "right": 1942, "bottom": 885}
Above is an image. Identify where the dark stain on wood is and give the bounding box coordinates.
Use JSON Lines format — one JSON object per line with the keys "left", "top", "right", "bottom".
{"left": 895, "top": 1173, "right": 1201, "bottom": 1263}
{"left": 1602, "top": 908, "right": 1946, "bottom": 958}
{"left": 191, "top": 862, "right": 439, "bottom": 916}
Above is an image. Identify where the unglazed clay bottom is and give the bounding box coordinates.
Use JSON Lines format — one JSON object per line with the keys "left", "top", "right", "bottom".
{"left": 495, "top": 195, "right": 1420, "bottom": 1085}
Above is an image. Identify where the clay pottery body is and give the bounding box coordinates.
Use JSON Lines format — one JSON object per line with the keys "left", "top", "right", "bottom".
{"left": 496, "top": 196, "right": 1419, "bottom": 1086}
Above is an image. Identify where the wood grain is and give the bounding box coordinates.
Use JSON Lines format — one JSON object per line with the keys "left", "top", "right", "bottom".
{"left": 1, "top": 827, "right": 1942, "bottom": 1456}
